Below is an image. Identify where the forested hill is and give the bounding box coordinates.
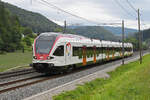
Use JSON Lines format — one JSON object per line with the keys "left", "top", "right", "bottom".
{"left": 139, "top": 28, "right": 150, "bottom": 46}
{"left": 3, "top": 2, "right": 62, "bottom": 33}
{"left": 68, "top": 26, "right": 120, "bottom": 41}
{"left": 143, "top": 29, "right": 150, "bottom": 47}
{"left": 0, "top": 2, "right": 22, "bottom": 52}
{"left": 3, "top": 1, "right": 120, "bottom": 41}
{"left": 125, "top": 28, "right": 150, "bottom": 50}
{"left": 132, "top": 28, "right": 150, "bottom": 42}
{"left": 103, "top": 26, "right": 137, "bottom": 36}
{"left": 142, "top": 28, "right": 150, "bottom": 41}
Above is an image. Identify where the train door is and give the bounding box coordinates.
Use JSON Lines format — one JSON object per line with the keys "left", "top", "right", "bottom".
{"left": 65, "top": 42, "right": 72, "bottom": 64}
{"left": 82, "top": 46, "right": 86, "bottom": 65}
{"left": 93, "top": 46, "right": 96, "bottom": 63}
{"left": 119, "top": 47, "right": 122, "bottom": 57}
{"left": 112, "top": 47, "right": 115, "bottom": 59}
{"left": 53, "top": 44, "right": 65, "bottom": 65}
{"left": 101, "top": 45, "right": 104, "bottom": 62}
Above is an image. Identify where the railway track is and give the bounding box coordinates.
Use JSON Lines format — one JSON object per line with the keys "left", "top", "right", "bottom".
{"left": 0, "top": 62, "right": 103, "bottom": 94}
{"left": 0, "top": 51, "right": 148, "bottom": 95}
{"left": 0, "top": 56, "right": 132, "bottom": 94}
{"left": 0, "top": 75, "right": 56, "bottom": 94}
{"left": 0, "top": 68, "right": 36, "bottom": 79}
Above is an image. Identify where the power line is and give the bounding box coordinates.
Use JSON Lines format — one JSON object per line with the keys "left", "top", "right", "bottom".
{"left": 125, "top": 0, "right": 148, "bottom": 30}
{"left": 141, "top": 18, "right": 148, "bottom": 29}
{"left": 126, "top": 0, "right": 137, "bottom": 13}
{"left": 113, "top": 0, "right": 136, "bottom": 18}
{"left": 39, "top": 0, "right": 121, "bottom": 26}
{"left": 40, "top": 0, "right": 93, "bottom": 23}
{"left": 139, "top": 11, "right": 149, "bottom": 30}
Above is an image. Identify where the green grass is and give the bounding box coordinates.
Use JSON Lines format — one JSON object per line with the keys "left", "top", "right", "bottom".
{"left": 54, "top": 54, "right": 150, "bottom": 100}
{"left": 0, "top": 51, "right": 32, "bottom": 72}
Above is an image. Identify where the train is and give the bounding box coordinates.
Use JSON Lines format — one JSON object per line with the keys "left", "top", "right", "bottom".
{"left": 32, "top": 32, "right": 133, "bottom": 74}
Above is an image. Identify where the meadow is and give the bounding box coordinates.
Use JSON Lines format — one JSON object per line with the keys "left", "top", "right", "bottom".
{"left": 0, "top": 51, "right": 32, "bottom": 72}
{"left": 54, "top": 54, "right": 150, "bottom": 100}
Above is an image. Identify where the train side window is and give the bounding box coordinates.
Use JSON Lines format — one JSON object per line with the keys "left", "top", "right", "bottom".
{"left": 130, "top": 47, "right": 132, "bottom": 52}
{"left": 109, "top": 47, "right": 112, "bottom": 54}
{"left": 73, "top": 47, "right": 78, "bottom": 56}
{"left": 104, "top": 47, "right": 107, "bottom": 54}
{"left": 87, "top": 47, "right": 90, "bottom": 58}
{"left": 89, "top": 47, "right": 93, "bottom": 57}
{"left": 100, "top": 47, "right": 103, "bottom": 54}
{"left": 96, "top": 47, "right": 99, "bottom": 57}
{"left": 78, "top": 47, "right": 83, "bottom": 59}
{"left": 116, "top": 47, "right": 120, "bottom": 52}
{"left": 53, "top": 45, "right": 64, "bottom": 56}
{"left": 72, "top": 47, "right": 83, "bottom": 59}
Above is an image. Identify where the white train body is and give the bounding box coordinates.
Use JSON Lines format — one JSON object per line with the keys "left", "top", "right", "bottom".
{"left": 32, "top": 32, "right": 133, "bottom": 73}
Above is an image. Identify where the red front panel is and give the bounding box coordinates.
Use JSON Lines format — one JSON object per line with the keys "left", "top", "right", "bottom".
{"left": 36, "top": 54, "right": 49, "bottom": 60}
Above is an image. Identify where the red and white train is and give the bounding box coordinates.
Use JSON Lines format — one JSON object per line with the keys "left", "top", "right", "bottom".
{"left": 32, "top": 32, "right": 133, "bottom": 74}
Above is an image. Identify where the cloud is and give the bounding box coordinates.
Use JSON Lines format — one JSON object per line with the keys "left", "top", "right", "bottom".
{"left": 2, "top": 0, "right": 150, "bottom": 29}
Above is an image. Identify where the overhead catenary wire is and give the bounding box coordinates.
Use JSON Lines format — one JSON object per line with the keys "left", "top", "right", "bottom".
{"left": 140, "top": 14, "right": 148, "bottom": 30}
{"left": 39, "top": 0, "right": 122, "bottom": 26}
{"left": 112, "top": 0, "right": 136, "bottom": 18}
{"left": 19, "top": 0, "right": 121, "bottom": 28}
{"left": 126, "top": 0, "right": 137, "bottom": 13}
{"left": 25, "top": 0, "right": 149, "bottom": 29}
{"left": 125, "top": 0, "right": 148, "bottom": 29}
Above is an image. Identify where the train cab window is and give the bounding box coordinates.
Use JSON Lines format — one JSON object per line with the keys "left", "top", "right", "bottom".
{"left": 53, "top": 45, "right": 64, "bottom": 56}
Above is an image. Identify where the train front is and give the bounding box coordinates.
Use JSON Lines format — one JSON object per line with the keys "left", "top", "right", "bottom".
{"left": 32, "top": 33, "right": 57, "bottom": 73}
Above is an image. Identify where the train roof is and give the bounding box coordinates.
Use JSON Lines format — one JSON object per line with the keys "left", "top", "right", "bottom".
{"left": 39, "top": 32, "right": 88, "bottom": 39}
{"left": 38, "top": 32, "right": 133, "bottom": 47}
{"left": 39, "top": 32, "right": 99, "bottom": 43}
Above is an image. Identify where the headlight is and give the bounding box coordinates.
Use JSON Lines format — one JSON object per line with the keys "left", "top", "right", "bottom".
{"left": 47, "top": 56, "right": 50, "bottom": 60}
{"left": 47, "top": 56, "right": 54, "bottom": 60}
{"left": 33, "top": 56, "right": 37, "bottom": 59}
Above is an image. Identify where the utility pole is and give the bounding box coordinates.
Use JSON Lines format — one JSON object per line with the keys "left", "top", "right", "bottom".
{"left": 138, "top": 9, "right": 142, "bottom": 64}
{"left": 63, "top": 20, "right": 66, "bottom": 34}
{"left": 122, "top": 20, "right": 125, "bottom": 65}
{"left": 141, "top": 30, "right": 143, "bottom": 57}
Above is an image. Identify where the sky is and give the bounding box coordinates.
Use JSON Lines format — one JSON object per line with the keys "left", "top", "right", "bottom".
{"left": 2, "top": 0, "right": 150, "bottom": 29}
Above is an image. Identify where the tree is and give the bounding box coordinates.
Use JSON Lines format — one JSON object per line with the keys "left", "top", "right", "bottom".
{"left": 53, "top": 27, "right": 63, "bottom": 32}
{"left": 23, "top": 36, "right": 32, "bottom": 46}
{"left": 125, "top": 37, "right": 138, "bottom": 51}
{"left": 0, "top": 2, "right": 22, "bottom": 52}
{"left": 22, "top": 27, "right": 32, "bottom": 36}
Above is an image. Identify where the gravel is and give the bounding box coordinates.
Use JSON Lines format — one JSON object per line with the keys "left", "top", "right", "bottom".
{"left": 0, "top": 67, "right": 33, "bottom": 75}
{"left": 0, "top": 71, "right": 42, "bottom": 83}
{"left": 0, "top": 51, "right": 149, "bottom": 100}
{"left": 0, "top": 75, "right": 45, "bottom": 91}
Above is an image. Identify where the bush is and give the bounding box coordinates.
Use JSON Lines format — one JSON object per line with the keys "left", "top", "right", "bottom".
{"left": 23, "top": 36, "right": 32, "bottom": 46}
